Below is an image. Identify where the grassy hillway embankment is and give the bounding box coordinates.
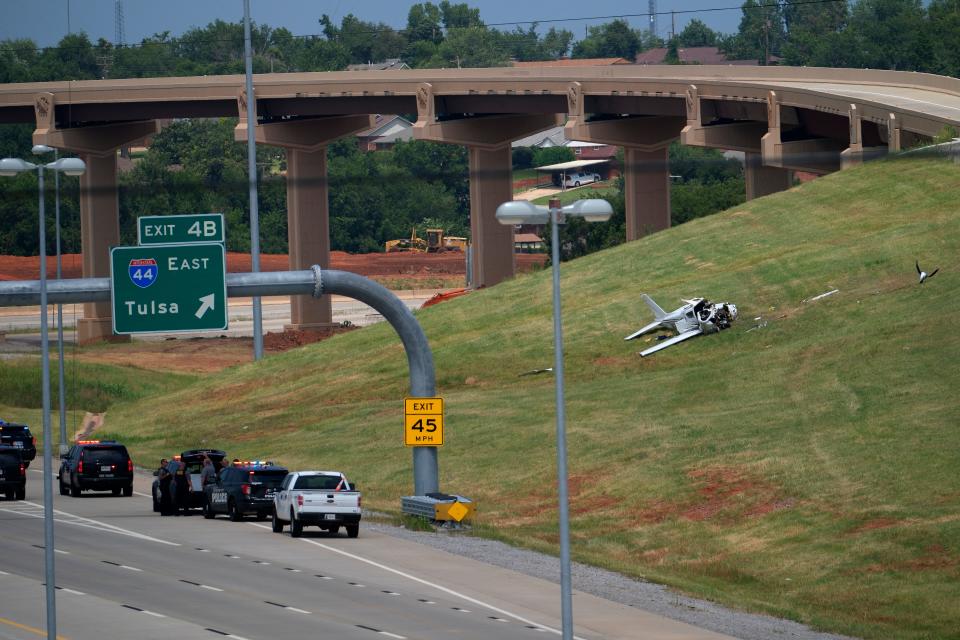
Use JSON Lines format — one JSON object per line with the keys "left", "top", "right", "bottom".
{"left": 4, "top": 155, "right": 959, "bottom": 638}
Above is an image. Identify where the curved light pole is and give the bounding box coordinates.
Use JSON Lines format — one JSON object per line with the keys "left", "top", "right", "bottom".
{"left": 495, "top": 197, "right": 613, "bottom": 640}
{"left": 0, "top": 154, "right": 86, "bottom": 640}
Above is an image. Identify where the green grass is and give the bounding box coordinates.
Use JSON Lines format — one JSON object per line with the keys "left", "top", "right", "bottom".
{"left": 531, "top": 183, "right": 617, "bottom": 205}
{"left": 0, "top": 358, "right": 196, "bottom": 413}
{"left": 9, "top": 155, "right": 960, "bottom": 638}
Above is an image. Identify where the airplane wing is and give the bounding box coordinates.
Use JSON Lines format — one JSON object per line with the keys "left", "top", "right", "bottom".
{"left": 639, "top": 329, "right": 702, "bottom": 357}
{"left": 624, "top": 320, "right": 663, "bottom": 341}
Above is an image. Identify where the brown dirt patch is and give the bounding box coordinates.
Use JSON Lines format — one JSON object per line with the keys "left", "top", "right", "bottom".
{"left": 633, "top": 466, "right": 792, "bottom": 524}
{"left": 849, "top": 517, "right": 902, "bottom": 535}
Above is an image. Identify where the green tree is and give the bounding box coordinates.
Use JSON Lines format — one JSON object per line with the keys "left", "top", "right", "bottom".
{"left": 928, "top": 0, "right": 960, "bottom": 76}
{"left": 439, "top": 1, "right": 483, "bottom": 29}
{"left": 723, "top": 0, "right": 786, "bottom": 64}
{"left": 320, "top": 14, "right": 406, "bottom": 65}
{"left": 572, "top": 20, "right": 641, "bottom": 60}
{"left": 676, "top": 19, "right": 719, "bottom": 47}
{"left": 406, "top": 3, "right": 444, "bottom": 45}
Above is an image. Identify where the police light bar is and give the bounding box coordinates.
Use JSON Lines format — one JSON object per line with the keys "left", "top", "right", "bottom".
{"left": 77, "top": 440, "right": 100, "bottom": 444}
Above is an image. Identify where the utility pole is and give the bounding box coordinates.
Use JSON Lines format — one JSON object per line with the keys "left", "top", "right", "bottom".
{"left": 648, "top": 0, "right": 658, "bottom": 39}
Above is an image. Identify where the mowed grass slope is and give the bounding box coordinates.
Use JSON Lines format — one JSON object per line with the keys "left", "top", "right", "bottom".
{"left": 105, "top": 156, "right": 960, "bottom": 639}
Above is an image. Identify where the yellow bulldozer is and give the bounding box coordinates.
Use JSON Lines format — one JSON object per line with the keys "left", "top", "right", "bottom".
{"left": 385, "top": 227, "right": 427, "bottom": 253}
{"left": 425, "top": 228, "right": 468, "bottom": 253}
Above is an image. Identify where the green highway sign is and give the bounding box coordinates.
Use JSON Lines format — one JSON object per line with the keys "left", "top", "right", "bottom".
{"left": 137, "top": 213, "right": 225, "bottom": 245}
{"left": 110, "top": 243, "right": 228, "bottom": 334}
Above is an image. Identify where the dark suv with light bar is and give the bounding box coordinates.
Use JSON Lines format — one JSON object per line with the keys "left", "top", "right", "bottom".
{"left": 0, "top": 445, "right": 27, "bottom": 500}
{"left": 58, "top": 440, "right": 134, "bottom": 497}
{"left": 203, "top": 461, "right": 288, "bottom": 521}
{"left": 0, "top": 420, "right": 37, "bottom": 467}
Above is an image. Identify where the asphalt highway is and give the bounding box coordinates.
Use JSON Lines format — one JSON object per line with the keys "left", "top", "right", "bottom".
{"left": 0, "top": 467, "right": 734, "bottom": 640}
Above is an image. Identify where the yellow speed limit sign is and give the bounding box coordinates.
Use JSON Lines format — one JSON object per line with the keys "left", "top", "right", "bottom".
{"left": 404, "top": 397, "right": 443, "bottom": 446}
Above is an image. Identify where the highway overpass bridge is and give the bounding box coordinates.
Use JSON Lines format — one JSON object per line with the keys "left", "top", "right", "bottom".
{"left": 2, "top": 65, "right": 959, "bottom": 342}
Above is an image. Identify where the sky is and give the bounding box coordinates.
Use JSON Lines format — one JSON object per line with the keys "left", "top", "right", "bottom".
{"left": 2, "top": 0, "right": 748, "bottom": 49}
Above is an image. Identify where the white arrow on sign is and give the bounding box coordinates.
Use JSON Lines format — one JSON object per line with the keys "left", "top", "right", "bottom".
{"left": 195, "top": 294, "right": 215, "bottom": 319}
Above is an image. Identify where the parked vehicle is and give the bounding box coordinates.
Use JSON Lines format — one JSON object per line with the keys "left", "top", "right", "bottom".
{"left": 0, "top": 445, "right": 26, "bottom": 500}
{"left": 0, "top": 420, "right": 37, "bottom": 467}
{"left": 203, "top": 461, "right": 288, "bottom": 521}
{"left": 562, "top": 171, "right": 601, "bottom": 188}
{"left": 58, "top": 440, "right": 134, "bottom": 497}
{"left": 152, "top": 449, "right": 226, "bottom": 512}
{"left": 272, "top": 471, "right": 362, "bottom": 538}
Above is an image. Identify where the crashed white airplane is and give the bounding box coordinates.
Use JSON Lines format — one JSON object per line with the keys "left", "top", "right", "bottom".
{"left": 625, "top": 294, "right": 739, "bottom": 357}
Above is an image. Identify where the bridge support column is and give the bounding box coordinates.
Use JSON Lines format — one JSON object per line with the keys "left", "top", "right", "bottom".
{"left": 745, "top": 152, "right": 792, "bottom": 200}
{"left": 468, "top": 146, "right": 515, "bottom": 287}
{"left": 77, "top": 153, "right": 124, "bottom": 343}
{"left": 623, "top": 147, "right": 671, "bottom": 239}
{"left": 286, "top": 148, "right": 332, "bottom": 329}
{"left": 32, "top": 93, "right": 158, "bottom": 342}
{"left": 235, "top": 110, "right": 374, "bottom": 327}
{"left": 413, "top": 82, "right": 562, "bottom": 286}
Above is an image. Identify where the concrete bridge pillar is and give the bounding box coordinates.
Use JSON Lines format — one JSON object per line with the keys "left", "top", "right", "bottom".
{"left": 467, "top": 146, "right": 515, "bottom": 287}
{"left": 744, "top": 152, "right": 792, "bottom": 200}
{"left": 235, "top": 99, "right": 373, "bottom": 327}
{"left": 413, "top": 82, "right": 562, "bottom": 287}
{"left": 32, "top": 92, "right": 158, "bottom": 343}
{"left": 622, "top": 147, "right": 671, "bottom": 238}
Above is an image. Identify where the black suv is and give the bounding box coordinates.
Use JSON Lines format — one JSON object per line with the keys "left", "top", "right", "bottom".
{"left": 0, "top": 420, "right": 37, "bottom": 467}
{"left": 203, "top": 462, "right": 287, "bottom": 521}
{"left": 151, "top": 449, "right": 226, "bottom": 512}
{"left": 58, "top": 440, "right": 134, "bottom": 497}
{"left": 0, "top": 445, "right": 26, "bottom": 500}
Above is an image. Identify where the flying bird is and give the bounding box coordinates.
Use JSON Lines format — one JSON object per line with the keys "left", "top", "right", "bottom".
{"left": 916, "top": 261, "right": 939, "bottom": 284}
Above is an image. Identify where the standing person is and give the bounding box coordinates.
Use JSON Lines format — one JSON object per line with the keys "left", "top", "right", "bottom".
{"left": 172, "top": 460, "right": 191, "bottom": 515}
{"left": 157, "top": 458, "right": 173, "bottom": 516}
{"left": 200, "top": 457, "right": 217, "bottom": 488}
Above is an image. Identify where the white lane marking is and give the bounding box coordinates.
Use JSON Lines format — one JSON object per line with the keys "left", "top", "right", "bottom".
{"left": 121, "top": 565, "right": 142, "bottom": 572}
{"left": 247, "top": 522, "right": 578, "bottom": 638}
{"left": 59, "top": 588, "right": 85, "bottom": 596}
{"left": 0, "top": 570, "right": 9, "bottom": 575}
{"left": 418, "top": 599, "right": 435, "bottom": 605}
{"left": 315, "top": 574, "right": 333, "bottom": 580}
{"left": 452, "top": 607, "right": 471, "bottom": 613}
{"left": 201, "top": 585, "right": 224, "bottom": 592}
{"left": 227, "top": 636, "right": 250, "bottom": 640}
{"left": 4, "top": 500, "right": 179, "bottom": 546}
{"left": 286, "top": 607, "right": 311, "bottom": 615}
{"left": 143, "top": 610, "right": 166, "bottom": 618}
{"left": 379, "top": 633, "right": 406, "bottom": 639}
{"left": 133, "top": 491, "right": 152, "bottom": 498}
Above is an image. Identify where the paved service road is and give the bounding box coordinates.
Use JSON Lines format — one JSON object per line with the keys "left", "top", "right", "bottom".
{"left": 0, "top": 466, "right": 734, "bottom": 640}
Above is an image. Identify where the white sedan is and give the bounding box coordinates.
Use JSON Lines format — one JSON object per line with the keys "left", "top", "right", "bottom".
{"left": 562, "top": 171, "right": 601, "bottom": 188}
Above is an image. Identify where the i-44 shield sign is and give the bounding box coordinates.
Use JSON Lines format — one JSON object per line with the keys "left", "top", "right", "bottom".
{"left": 110, "top": 243, "right": 228, "bottom": 334}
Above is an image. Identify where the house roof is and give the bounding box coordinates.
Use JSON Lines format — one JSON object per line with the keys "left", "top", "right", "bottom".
{"left": 535, "top": 159, "right": 609, "bottom": 171}
{"left": 511, "top": 57, "right": 632, "bottom": 67}
{"left": 357, "top": 115, "right": 413, "bottom": 139}
{"left": 514, "top": 233, "right": 544, "bottom": 243}
{"left": 512, "top": 126, "right": 567, "bottom": 148}
{"left": 635, "top": 46, "right": 760, "bottom": 66}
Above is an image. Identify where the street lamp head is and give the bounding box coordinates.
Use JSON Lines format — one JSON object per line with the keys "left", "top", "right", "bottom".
{"left": 0, "top": 157, "right": 37, "bottom": 176}
{"left": 32, "top": 144, "right": 55, "bottom": 155}
{"left": 562, "top": 198, "right": 614, "bottom": 223}
{"left": 48, "top": 157, "right": 86, "bottom": 176}
{"left": 495, "top": 200, "right": 549, "bottom": 225}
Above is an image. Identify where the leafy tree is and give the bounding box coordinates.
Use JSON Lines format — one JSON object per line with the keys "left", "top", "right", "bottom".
{"left": 320, "top": 14, "right": 406, "bottom": 65}
{"left": 532, "top": 146, "right": 575, "bottom": 167}
{"left": 427, "top": 27, "right": 509, "bottom": 68}
{"left": 723, "top": 0, "right": 786, "bottom": 64}
{"left": 928, "top": 0, "right": 960, "bottom": 76}
{"left": 572, "top": 20, "right": 641, "bottom": 60}
{"left": 512, "top": 147, "right": 534, "bottom": 170}
{"left": 439, "top": 1, "right": 483, "bottom": 29}
{"left": 676, "top": 19, "right": 719, "bottom": 47}
{"left": 406, "top": 3, "right": 444, "bottom": 45}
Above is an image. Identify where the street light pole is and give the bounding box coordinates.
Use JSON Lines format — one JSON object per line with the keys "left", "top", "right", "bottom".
{"left": 1, "top": 154, "right": 86, "bottom": 640}
{"left": 547, "top": 198, "right": 574, "bottom": 639}
{"left": 36, "top": 163, "right": 57, "bottom": 640}
{"left": 243, "top": 0, "right": 264, "bottom": 361}
{"left": 494, "top": 197, "right": 612, "bottom": 640}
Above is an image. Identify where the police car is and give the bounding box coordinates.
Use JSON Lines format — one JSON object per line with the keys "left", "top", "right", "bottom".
{"left": 58, "top": 440, "right": 134, "bottom": 497}
{"left": 0, "top": 445, "right": 27, "bottom": 500}
{"left": 202, "top": 460, "right": 288, "bottom": 521}
{"left": 0, "top": 420, "right": 37, "bottom": 467}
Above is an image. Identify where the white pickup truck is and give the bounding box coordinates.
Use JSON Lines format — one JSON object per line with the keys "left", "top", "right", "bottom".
{"left": 272, "top": 471, "right": 362, "bottom": 538}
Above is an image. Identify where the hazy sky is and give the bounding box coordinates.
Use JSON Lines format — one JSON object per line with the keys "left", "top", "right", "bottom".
{"left": 2, "top": 0, "right": 748, "bottom": 49}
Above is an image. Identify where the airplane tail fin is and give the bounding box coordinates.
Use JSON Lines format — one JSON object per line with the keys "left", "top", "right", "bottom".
{"left": 641, "top": 294, "right": 667, "bottom": 320}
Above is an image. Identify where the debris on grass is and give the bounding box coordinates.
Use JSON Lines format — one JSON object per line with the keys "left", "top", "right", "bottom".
{"left": 802, "top": 289, "right": 839, "bottom": 303}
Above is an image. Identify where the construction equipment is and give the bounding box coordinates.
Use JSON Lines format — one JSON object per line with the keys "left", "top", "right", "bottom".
{"left": 385, "top": 227, "right": 427, "bottom": 253}
{"left": 425, "top": 228, "right": 467, "bottom": 253}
